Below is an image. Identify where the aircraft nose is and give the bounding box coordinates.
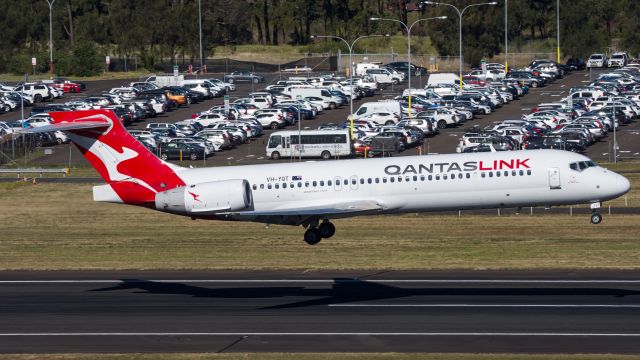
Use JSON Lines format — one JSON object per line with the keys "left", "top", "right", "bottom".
{"left": 617, "top": 174, "right": 631, "bottom": 195}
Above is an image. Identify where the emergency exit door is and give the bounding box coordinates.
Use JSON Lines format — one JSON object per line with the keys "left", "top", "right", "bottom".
{"left": 548, "top": 167, "right": 561, "bottom": 189}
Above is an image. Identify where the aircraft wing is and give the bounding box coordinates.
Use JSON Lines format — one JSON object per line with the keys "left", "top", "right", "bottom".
{"left": 226, "top": 199, "right": 389, "bottom": 217}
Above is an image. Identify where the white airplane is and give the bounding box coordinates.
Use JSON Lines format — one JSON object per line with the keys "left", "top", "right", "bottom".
{"left": 25, "top": 110, "right": 631, "bottom": 245}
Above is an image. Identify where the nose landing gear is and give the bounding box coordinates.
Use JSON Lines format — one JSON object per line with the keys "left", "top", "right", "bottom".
{"left": 303, "top": 220, "right": 336, "bottom": 245}
{"left": 590, "top": 202, "right": 602, "bottom": 224}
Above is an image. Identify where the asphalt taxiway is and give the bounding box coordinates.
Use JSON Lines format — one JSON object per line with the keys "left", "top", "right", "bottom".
{"left": 2, "top": 270, "right": 640, "bottom": 353}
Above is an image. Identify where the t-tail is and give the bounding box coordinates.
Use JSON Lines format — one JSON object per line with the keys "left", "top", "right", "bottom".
{"left": 26, "top": 109, "right": 186, "bottom": 205}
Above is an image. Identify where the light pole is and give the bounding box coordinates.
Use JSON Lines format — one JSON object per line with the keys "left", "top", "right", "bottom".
{"left": 423, "top": 1, "right": 497, "bottom": 90}
{"left": 45, "top": 0, "right": 56, "bottom": 80}
{"left": 310, "top": 34, "right": 387, "bottom": 140}
{"left": 556, "top": 0, "right": 561, "bottom": 64}
{"left": 198, "top": 0, "right": 203, "bottom": 71}
{"left": 370, "top": 16, "right": 447, "bottom": 118}
{"left": 504, "top": 0, "right": 508, "bottom": 73}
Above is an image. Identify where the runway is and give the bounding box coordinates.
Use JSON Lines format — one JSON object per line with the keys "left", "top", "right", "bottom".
{"left": 2, "top": 270, "right": 640, "bottom": 353}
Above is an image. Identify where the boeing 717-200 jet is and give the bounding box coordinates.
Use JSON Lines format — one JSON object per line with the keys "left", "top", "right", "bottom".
{"left": 25, "top": 110, "right": 630, "bottom": 245}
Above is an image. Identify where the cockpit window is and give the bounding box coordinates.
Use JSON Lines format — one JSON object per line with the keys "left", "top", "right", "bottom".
{"left": 570, "top": 160, "right": 597, "bottom": 172}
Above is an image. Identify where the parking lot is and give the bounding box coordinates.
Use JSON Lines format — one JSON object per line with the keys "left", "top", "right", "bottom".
{"left": 1, "top": 67, "right": 639, "bottom": 168}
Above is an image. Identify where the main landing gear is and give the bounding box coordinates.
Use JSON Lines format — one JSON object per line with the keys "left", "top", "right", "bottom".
{"left": 303, "top": 220, "right": 336, "bottom": 245}
{"left": 590, "top": 202, "right": 602, "bottom": 224}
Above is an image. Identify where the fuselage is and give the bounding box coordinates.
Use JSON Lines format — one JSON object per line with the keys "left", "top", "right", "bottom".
{"left": 172, "top": 149, "right": 630, "bottom": 224}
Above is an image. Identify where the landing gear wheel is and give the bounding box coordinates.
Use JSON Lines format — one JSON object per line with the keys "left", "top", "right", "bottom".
{"left": 591, "top": 212, "right": 602, "bottom": 224}
{"left": 304, "top": 228, "right": 322, "bottom": 245}
{"left": 318, "top": 221, "right": 336, "bottom": 239}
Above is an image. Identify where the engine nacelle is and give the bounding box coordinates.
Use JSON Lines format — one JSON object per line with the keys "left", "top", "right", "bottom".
{"left": 155, "top": 179, "right": 253, "bottom": 214}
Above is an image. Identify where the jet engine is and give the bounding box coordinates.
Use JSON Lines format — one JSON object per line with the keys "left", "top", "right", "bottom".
{"left": 155, "top": 179, "right": 253, "bottom": 214}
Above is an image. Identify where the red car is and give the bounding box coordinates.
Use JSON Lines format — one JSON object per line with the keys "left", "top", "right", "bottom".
{"left": 52, "top": 80, "right": 81, "bottom": 93}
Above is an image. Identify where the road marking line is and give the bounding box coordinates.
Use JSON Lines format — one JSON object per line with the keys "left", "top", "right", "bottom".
{"left": 1, "top": 332, "right": 640, "bottom": 337}
{"left": 1, "top": 279, "right": 640, "bottom": 284}
{"left": 329, "top": 304, "right": 640, "bottom": 308}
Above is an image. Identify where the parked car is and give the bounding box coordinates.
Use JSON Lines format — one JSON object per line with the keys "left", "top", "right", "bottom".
{"left": 223, "top": 70, "right": 265, "bottom": 84}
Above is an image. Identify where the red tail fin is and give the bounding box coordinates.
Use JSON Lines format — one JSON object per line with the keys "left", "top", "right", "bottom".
{"left": 49, "top": 110, "right": 186, "bottom": 205}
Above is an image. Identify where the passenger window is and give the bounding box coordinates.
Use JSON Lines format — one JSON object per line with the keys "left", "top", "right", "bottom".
{"left": 527, "top": 170, "right": 532, "bottom": 175}
{"left": 375, "top": 178, "right": 380, "bottom": 183}
{"left": 458, "top": 173, "right": 463, "bottom": 179}
{"left": 297, "top": 182, "right": 302, "bottom": 188}
{"left": 320, "top": 181, "right": 324, "bottom": 186}
{"left": 368, "top": 178, "right": 372, "bottom": 184}
{"left": 512, "top": 170, "right": 516, "bottom": 176}
{"left": 519, "top": 170, "right": 524, "bottom": 176}
{"left": 275, "top": 183, "right": 280, "bottom": 189}
{"left": 489, "top": 172, "right": 494, "bottom": 178}
{"left": 360, "top": 178, "right": 365, "bottom": 185}
{"left": 466, "top": 173, "right": 470, "bottom": 179}
{"left": 305, "top": 182, "right": 309, "bottom": 187}
{"left": 420, "top": 175, "right": 425, "bottom": 181}
{"left": 328, "top": 180, "right": 332, "bottom": 186}
{"left": 352, "top": 178, "right": 357, "bottom": 185}
{"left": 504, "top": 171, "right": 509, "bottom": 177}
{"left": 383, "top": 177, "right": 388, "bottom": 183}
{"left": 252, "top": 184, "right": 257, "bottom": 190}
{"left": 313, "top": 181, "right": 317, "bottom": 187}
{"left": 398, "top": 177, "right": 403, "bottom": 182}
{"left": 443, "top": 174, "right": 448, "bottom": 180}
{"left": 260, "top": 184, "right": 265, "bottom": 189}
{"left": 268, "top": 184, "right": 272, "bottom": 189}
{"left": 428, "top": 175, "right": 433, "bottom": 181}
{"left": 407, "top": 176, "right": 412, "bottom": 182}
{"left": 343, "top": 179, "right": 348, "bottom": 185}
{"left": 283, "top": 183, "right": 287, "bottom": 188}
{"left": 436, "top": 175, "right": 440, "bottom": 180}
{"left": 390, "top": 177, "right": 395, "bottom": 183}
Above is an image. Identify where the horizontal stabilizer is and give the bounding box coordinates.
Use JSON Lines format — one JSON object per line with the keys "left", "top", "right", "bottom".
{"left": 19, "top": 121, "right": 109, "bottom": 134}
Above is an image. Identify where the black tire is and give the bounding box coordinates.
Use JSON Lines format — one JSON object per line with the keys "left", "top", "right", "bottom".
{"left": 160, "top": 153, "right": 168, "bottom": 161}
{"left": 189, "top": 152, "right": 198, "bottom": 161}
{"left": 392, "top": 79, "right": 399, "bottom": 85}
{"left": 253, "top": 77, "right": 259, "bottom": 84}
{"left": 329, "top": 102, "right": 337, "bottom": 110}
{"left": 530, "top": 81, "right": 538, "bottom": 88}
{"left": 56, "top": 137, "right": 63, "bottom": 145}
{"left": 34, "top": 94, "right": 42, "bottom": 103}
{"left": 385, "top": 120, "right": 395, "bottom": 125}
{"left": 270, "top": 122, "right": 279, "bottom": 130}
{"left": 320, "top": 150, "right": 331, "bottom": 160}
{"left": 304, "top": 228, "right": 322, "bottom": 245}
{"left": 227, "top": 78, "right": 235, "bottom": 84}
{"left": 318, "top": 222, "right": 336, "bottom": 239}
{"left": 591, "top": 212, "right": 602, "bottom": 224}
{"left": 437, "top": 120, "right": 447, "bottom": 129}
{"left": 271, "top": 151, "right": 281, "bottom": 160}
{"left": 3, "top": 105, "right": 9, "bottom": 112}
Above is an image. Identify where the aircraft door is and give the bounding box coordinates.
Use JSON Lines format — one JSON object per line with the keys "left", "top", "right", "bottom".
{"left": 548, "top": 167, "right": 561, "bottom": 189}
{"left": 334, "top": 176, "right": 342, "bottom": 191}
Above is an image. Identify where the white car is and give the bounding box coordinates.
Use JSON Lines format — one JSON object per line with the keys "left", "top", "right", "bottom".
{"left": 363, "top": 111, "right": 400, "bottom": 126}
{"left": 195, "top": 130, "right": 233, "bottom": 150}
{"left": 255, "top": 112, "right": 286, "bottom": 130}
{"left": 587, "top": 54, "right": 606, "bottom": 68}
{"left": 194, "top": 112, "right": 229, "bottom": 127}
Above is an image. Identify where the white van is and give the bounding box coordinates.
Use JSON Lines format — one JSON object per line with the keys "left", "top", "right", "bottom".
{"left": 352, "top": 101, "right": 402, "bottom": 120}
{"left": 289, "top": 87, "right": 338, "bottom": 109}
{"left": 426, "top": 73, "right": 459, "bottom": 86}
{"left": 355, "top": 62, "right": 380, "bottom": 76}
